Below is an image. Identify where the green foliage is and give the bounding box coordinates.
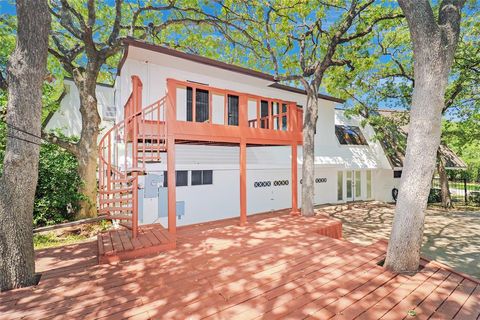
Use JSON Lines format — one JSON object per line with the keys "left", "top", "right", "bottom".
{"left": 443, "top": 115, "right": 480, "bottom": 182}
{"left": 33, "top": 142, "right": 84, "bottom": 227}
{"left": 0, "top": 124, "right": 83, "bottom": 227}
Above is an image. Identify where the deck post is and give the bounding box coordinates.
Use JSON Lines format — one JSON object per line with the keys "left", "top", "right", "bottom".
{"left": 240, "top": 139, "right": 247, "bottom": 225}
{"left": 290, "top": 103, "right": 300, "bottom": 216}
{"left": 291, "top": 142, "right": 300, "bottom": 216}
{"left": 167, "top": 136, "right": 176, "bottom": 235}
{"left": 166, "top": 80, "right": 177, "bottom": 235}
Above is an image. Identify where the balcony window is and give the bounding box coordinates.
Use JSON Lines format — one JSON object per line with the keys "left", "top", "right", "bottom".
{"left": 196, "top": 89, "right": 209, "bottom": 122}
{"left": 186, "top": 87, "right": 193, "bottom": 121}
{"left": 186, "top": 87, "right": 210, "bottom": 123}
{"left": 260, "top": 100, "right": 269, "bottom": 129}
{"left": 228, "top": 95, "right": 239, "bottom": 126}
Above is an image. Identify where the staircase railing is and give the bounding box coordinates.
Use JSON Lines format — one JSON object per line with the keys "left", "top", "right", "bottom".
{"left": 98, "top": 76, "right": 166, "bottom": 238}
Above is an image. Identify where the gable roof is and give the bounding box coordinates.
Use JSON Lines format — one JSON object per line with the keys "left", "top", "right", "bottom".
{"left": 120, "top": 37, "right": 345, "bottom": 104}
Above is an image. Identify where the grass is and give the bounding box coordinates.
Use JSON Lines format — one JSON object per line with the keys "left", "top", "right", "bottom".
{"left": 34, "top": 232, "right": 89, "bottom": 250}
{"left": 33, "top": 220, "right": 111, "bottom": 250}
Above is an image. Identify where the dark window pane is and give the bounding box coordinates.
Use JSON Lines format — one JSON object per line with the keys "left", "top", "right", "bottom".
{"left": 163, "top": 171, "right": 168, "bottom": 187}
{"left": 228, "top": 95, "right": 239, "bottom": 126}
{"left": 186, "top": 87, "right": 193, "bottom": 122}
{"left": 335, "top": 125, "right": 368, "bottom": 145}
{"left": 261, "top": 100, "right": 269, "bottom": 128}
{"left": 203, "top": 170, "right": 213, "bottom": 184}
{"left": 191, "top": 170, "right": 202, "bottom": 185}
{"left": 282, "top": 115, "right": 287, "bottom": 130}
{"left": 176, "top": 171, "right": 188, "bottom": 186}
{"left": 394, "top": 170, "right": 402, "bottom": 178}
{"left": 196, "top": 89, "right": 209, "bottom": 122}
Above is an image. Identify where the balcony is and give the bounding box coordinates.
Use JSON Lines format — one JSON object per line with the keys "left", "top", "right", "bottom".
{"left": 138, "top": 78, "right": 303, "bottom": 146}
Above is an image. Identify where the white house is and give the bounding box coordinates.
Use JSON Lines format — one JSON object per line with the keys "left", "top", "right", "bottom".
{"left": 46, "top": 38, "right": 461, "bottom": 235}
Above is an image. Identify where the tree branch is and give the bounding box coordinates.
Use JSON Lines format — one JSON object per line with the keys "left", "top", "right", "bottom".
{"left": 41, "top": 131, "right": 79, "bottom": 156}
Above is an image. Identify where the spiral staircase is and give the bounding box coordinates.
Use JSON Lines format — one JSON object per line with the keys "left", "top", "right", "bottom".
{"left": 98, "top": 76, "right": 166, "bottom": 238}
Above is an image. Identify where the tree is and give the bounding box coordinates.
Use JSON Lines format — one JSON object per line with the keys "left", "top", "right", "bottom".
{"left": 45, "top": 0, "right": 223, "bottom": 218}
{"left": 384, "top": 0, "right": 465, "bottom": 273}
{"left": 0, "top": 0, "right": 51, "bottom": 291}
{"left": 338, "top": 2, "right": 479, "bottom": 209}
{"left": 215, "top": 0, "right": 402, "bottom": 216}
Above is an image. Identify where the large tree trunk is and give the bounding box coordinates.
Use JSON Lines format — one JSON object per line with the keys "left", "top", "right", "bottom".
{"left": 437, "top": 149, "right": 452, "bottom": 209}
{"left": 74, "top": 71, "right": 102, "bottom": 218}
{"left": 301, "top": 93, "right": 319, "bottom": 216}
{"left": 384, "top": 0, "right": 463, "bottom": 273}
{"left": 0, "top": 0, "right": 50, "bottom": 291}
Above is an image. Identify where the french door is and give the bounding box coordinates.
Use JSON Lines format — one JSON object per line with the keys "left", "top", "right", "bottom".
{"left": 345, "top": 170, "right": 363, "bottom": 201}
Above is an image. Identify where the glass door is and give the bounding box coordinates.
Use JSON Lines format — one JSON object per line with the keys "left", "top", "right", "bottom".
{"left": 355, "top": 171, "right": 362, "bottom": 200}
{"left": 346, "top": 171, "right": 353, "bottom": 201}
{"left": 345, "top": 170, "right": 363, "bottom": 201}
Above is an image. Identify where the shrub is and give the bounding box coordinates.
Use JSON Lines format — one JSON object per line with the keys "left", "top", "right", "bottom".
{"left": 0, "top": 123, "right": 83, "bottom": 227}
{"left": 428, "top": 188, "right": 441, "bottom": 203}
{"left": 33, "top": 143, "right": 84, "bottom": 227}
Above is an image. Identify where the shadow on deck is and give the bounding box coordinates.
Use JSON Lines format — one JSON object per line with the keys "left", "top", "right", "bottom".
{"left": 0, "top": 208, "right": 478, "bottom": 319}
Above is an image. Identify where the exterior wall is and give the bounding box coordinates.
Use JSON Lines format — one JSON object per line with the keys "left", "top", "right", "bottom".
{"left": 45, "top": 79, "right": 115, "bottom": 139}
{"left": 48, "top": 48, "right": 404, "bottom": 227}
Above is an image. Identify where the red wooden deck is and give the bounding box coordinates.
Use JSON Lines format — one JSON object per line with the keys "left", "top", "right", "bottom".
{"left": 1, "top": 210, "right": 478, "bottom": 319}
{"left": 97, "top": 224, "right": 176, "bottom": 264}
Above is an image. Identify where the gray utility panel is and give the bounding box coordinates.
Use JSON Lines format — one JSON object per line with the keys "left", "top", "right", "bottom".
{"left": 139, "top": 173, "right": 185, "bottom": 224}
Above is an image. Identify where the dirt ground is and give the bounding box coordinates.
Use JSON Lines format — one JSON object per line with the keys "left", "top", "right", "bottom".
{"left": 318, "top": 201, "right": 480, "bottom": 279}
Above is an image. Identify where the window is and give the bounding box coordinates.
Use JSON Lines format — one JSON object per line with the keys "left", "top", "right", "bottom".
{"left": 366, "top": 170, "right": 372, "bottom": 199}
{"left": 186, "top": 87, "right": 210, "bottom": 122}
{"left": 163, "top": 170, "right": 188, "bottom": 187}
{"left": 228, "top": 95, "right": 239, "bottom": 126}
{"left": 260, "top": 100, "right": 269, "bottom": 128}
{"left": 393, "top": 170, "right": 402, "bottom": 178}
{"left": 191, "top": 170, "right": 213, "bottom": 185}
{"left": 355, "top": 171, "right": 362, "bottom": 198}
{"left": 335, "top": 125, "right": 368, "bottom": 145}
{"left": 337, "top": 171, "right": 343, "bottom": 201}
{"left": 196, "top": 89, "right": 209, "bottom": 122}
{"left": 186, "top": 87, "right": 193, "bottom": 121}
{"left": 103, "top": 105, "right": 116, "bottom": 121}
{"left": 281, "top": 104, "right": 288, "bottom": 131}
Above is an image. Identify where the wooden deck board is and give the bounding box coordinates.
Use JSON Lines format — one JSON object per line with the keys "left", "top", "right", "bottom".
{"left": 0, "top": 209, "right": 477, "bottom": 320}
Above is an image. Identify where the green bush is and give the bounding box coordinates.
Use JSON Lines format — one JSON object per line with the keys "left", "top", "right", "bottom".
{"left": 0, "top": 124, "right": 83, "bottom": 227}
{"left": 428, "top": 188, "right": 441, "bottom": 203}
{"left": 33, "top": 143, "right": 84, "bottom": 227}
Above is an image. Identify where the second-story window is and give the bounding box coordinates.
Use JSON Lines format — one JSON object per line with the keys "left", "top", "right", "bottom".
{"left": 196, "top": 89, "right": 209, "bottom": 122}
{"left": 228, "top": 95, "right": 239, "bottom": 126}
{"left": 282, "top": 104, "right": 288, "bottom": 130}
{"left": 186, "top": 87, "right": 193, "bottom": 121}
{"left": 186, "top": 87, "right": 210, "bottom": 123}
{"left": 260, "top": 100, "right": 269, "bottom": 129}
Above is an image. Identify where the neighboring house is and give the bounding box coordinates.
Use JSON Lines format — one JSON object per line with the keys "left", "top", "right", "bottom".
{"left": 44, "top": 78, "right": 116, "bottom": 138}
{"left": 45, "top": 38, "right": 465, "bottom": 236}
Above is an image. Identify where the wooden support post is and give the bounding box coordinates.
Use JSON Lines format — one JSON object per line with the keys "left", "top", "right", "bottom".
{"left": 290, "top": 103, "right": 300, "bottom": 216}
{"left": 132, "top": 172, "right": 139, "bottom": 238}
{"left": 291, "top": 142, "right": 300, "bottom": 216}
{"left": 240, "top": 139, "right": 247, "bottom": 226}
{"left": 167, "top": 136, "right": 176, "bottom": 234}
